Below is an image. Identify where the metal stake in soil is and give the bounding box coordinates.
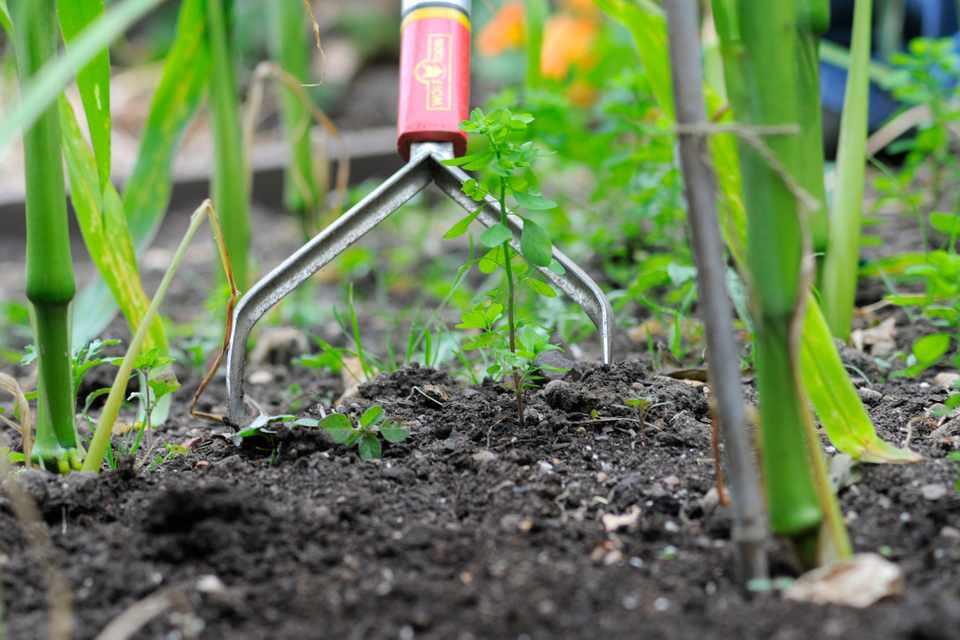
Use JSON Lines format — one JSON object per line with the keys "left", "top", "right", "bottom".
{"left": 224, "top": 0, "right": 613, "bottom": 424}
{"left": 663, "top": 0, "right": 768, "bottom": 583}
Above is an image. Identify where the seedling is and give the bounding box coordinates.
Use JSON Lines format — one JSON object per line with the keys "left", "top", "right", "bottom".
{"left": 318, "top": 406, "right": 409, "bottom": 461}
{"left": 445, "top": 106, "right": 563, "bottom": 418}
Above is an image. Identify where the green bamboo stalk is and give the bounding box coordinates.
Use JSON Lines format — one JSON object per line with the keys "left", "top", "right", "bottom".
{"left": 718, "top": 0, "right": 823, "bottom": 545}
{"left": 11, "top": 0, "right": 81, "bottom": 472}
{"left": 268, "top": 0, "right": 322, "bottom": 235}
{"left": 822, "top": 0, "right": 873, "bottom": 339}
{"left": 795, "top": 0, "right": 830, "bottom": 274}
{"left": 207, "top": 0, "right": 251, "bottom": 291}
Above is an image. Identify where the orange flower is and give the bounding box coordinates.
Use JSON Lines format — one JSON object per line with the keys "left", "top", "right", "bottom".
{"left": 478, "top": 2, "right": 526, "bottom": 56}
{"left": 561, "top": 0, "right": 599, "bottom": 16}
{"left": 540, "top": 14, "right": 598, "bottom": 79}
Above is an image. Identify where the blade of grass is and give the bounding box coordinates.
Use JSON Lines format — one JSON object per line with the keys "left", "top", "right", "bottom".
{"left": 83, "top": 200, "right": 218, "bottom": 473}
{"left": 207, "top": 0, "right": 251, "bottom": 291}
{"left": 72, "top": 0, "right": 210, "bottom": 346}
{"left": 268, "top": 0, "right": 322, "bottom": 227}
{"left": 822, "top": 0, "right": 872, "bottom": 339}
{"left": 795, "top": 0, "right": 830, "bottom": 275}
{"left": 0, "top": 372, "right": 32, "bottom": 468}
{"left": 0, "top": 0, "right": 165, "bottom": 159}
{"left": 523, "top": 0, "right": 548, "bottom": 90}
{"left": 57, "top": 0, "right": 111, "bottom": 189}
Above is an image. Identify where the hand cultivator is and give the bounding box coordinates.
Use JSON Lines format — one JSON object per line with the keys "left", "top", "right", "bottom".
{"left": 224, "top": 0, "right": 613, "bottom": 424}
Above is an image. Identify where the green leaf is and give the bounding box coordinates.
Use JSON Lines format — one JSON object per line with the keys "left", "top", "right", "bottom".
{"left": 526, "top": 277, "right": 556, "bottom": 298}
{"left": 359, "top": 405, "right": 384, "bottom": 428}
{"left": 292, "top": 417, "right": 320, "bottom": 428}
{"left": 0, "top": 1, "right": 12, "bottom": 36}
{"left": 73, "top": 0, "right": 211, "bottom": 346}
{"left": 0, "top": 0, "right": 165, "bottom": 157}
{"left": 379, "top": 420, "right": 409, "bottom": 444}
{"left": 480, "top": 223, "right": 512, "bottom": 248}
{"left": 358, "top": 433, "right": 382, "bottom": 460}
{"left": 913, "top": 333, "right": 951, "bottom": 365}
{"left": 59, "top": 97, "right": 169, "bottom": 354}
{"left": 320, "top": 413, "right": 354, "bottom": 443}
{"left": 520, "top": 218, "right": 552, "bottom": 267}
{"left": 444, "top": 206, "right": 481, "bottom": 239}
{"left": 57, "top": 0, "right": 111, "bottom": 189}
{"left": 930, "top": 211, "right": 960, "bottom": 236}
{"left": 513, "top": 190, "right": 557, "bottom": 210}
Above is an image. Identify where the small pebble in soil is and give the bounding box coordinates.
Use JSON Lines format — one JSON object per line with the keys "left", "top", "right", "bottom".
{"left": 857, "top": 387, "right": 883, "bottom": 405}
{"left": 921, "top": 483, "right": 948, "bottom": 501}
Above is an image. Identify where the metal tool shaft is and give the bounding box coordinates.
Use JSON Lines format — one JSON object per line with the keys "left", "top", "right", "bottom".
{"left": 225, "top": 142, "right": 614, "bottom": 423}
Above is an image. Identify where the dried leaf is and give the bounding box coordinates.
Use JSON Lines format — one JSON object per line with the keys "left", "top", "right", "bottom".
{"left": 785, "top": 553, "right": 904, "bottom": 608}
{"left": 850, "top": 317, "right": 896, "bottom": 357}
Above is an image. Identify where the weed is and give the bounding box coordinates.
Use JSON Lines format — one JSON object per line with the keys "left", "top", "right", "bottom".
{"left": 445, "top": 106, "right": 561, "bottom": 419}
{"left": 317, "top": 405, "right": 409, "bottom": 461}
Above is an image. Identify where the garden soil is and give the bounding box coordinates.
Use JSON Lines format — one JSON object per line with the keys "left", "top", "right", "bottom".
{"left": 1, "top": 354, "right": 959, "bottom": 639}
{"left": 2, "top": 203, "right": 959, "bottom": 639}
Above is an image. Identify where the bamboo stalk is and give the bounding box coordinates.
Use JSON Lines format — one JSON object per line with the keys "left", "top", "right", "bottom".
{"left": 664, "top": 0, "right": 768, "bottom": 584}
{"left": 11, "top": 0, "right": 81, "bottom": 472}
{"left": 207, "top": 0, "right": 251, "bottom": 291}
{"left": 715, "top": 0, "right": 823, "bottom": 547}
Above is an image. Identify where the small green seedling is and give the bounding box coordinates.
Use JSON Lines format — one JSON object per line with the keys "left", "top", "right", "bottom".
{"left": 318, "top": 405, "right": 409, "bottom": 461}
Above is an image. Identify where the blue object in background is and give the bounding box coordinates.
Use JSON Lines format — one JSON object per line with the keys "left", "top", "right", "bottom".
{"left": 821, "top": 0, "right": 959, "bottom": 142}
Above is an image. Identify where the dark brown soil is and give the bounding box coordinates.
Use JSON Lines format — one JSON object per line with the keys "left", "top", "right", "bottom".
{"left": 1, "top": 356, "right": 959, "bottom": 640}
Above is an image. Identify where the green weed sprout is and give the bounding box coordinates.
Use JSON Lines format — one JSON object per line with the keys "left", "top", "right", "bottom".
{"left": 445, "top": 107, "right": 560, "bottom": 420}
{"left": 11, "top": 0, "right": 81, "bottom": 472}
{"left": 318, "top": 406, "right": 409, "bottom": 461}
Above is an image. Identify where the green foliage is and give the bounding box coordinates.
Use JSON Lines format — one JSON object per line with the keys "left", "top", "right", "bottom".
{"left": 317, "top": 406, "right": 409, "bottom": 461}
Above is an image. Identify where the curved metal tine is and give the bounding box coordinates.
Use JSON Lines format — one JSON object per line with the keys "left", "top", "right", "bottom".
{"left": 225, "top": 155, "right": 434, "bottom": 424}
{"left": 430, "top": 155, "right": 615, "bottom": 364}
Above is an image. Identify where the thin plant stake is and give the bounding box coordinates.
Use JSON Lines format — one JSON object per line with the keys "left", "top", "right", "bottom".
{"left": 664, "top": 0, "right": 768, "bottom": 584}
{"left": 82, "top": 200, "right": 220, "bottom": 472}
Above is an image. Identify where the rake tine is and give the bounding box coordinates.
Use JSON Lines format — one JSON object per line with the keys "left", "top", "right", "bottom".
{"left": 225, "top": 151, "right": 433, "bottom": 423}
{"left": 430, "top": 150, "right": 614, "bottom": 364}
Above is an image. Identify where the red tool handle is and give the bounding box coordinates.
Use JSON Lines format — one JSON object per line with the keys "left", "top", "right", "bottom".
{"left": 398, "top": 0, "right": 471, "bottom": 160}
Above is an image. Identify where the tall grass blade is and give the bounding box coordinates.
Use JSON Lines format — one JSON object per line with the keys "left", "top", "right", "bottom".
{"left": 72, "top": 0, "right": 210, "bottom": 346}
{"left": 59, "top": 97, "right": 168, "bottom": 354}
{"left": 57, "top": 0, "right": 112, "bottom": 189}
{"left": 0, "top": 0, "right": 165, "bottom": 158}
{"left": 268, "top": 0, "right": 322, "bottom": 226}
{"left": 523, "top": 0, "right": 548, "bottom": 90}
{"left": 599, "top": 0, "right": 915, "bottom": 464}
{"left": 207, "top": 0, "right": 251, "bottom": 290}
{"left": 822, "top": 0, "right": 873, "bottom": 339}
{"left": 83, "top": 201, "right": 218, "bottom": 473}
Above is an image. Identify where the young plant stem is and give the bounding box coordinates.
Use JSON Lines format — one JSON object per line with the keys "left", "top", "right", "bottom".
{"left": 663, "top": 0, "right": 768, "bottom": 584}
{"left": 498, "top": 179, "right": 524, "bottom": 420}
{"left": 822, "top": 0, "right": 873, "bottom": 339}
{"left": 207, "top": 0, "right": 251, "bottom": 291}
{"left": 716, "top": 0, "right": 845, "bottom": 561}
{"left": 83, "top": 201, "right": 216, "bottom": 473}
{"left": 11, "top": 0, "right": 81, "bottom": 472}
